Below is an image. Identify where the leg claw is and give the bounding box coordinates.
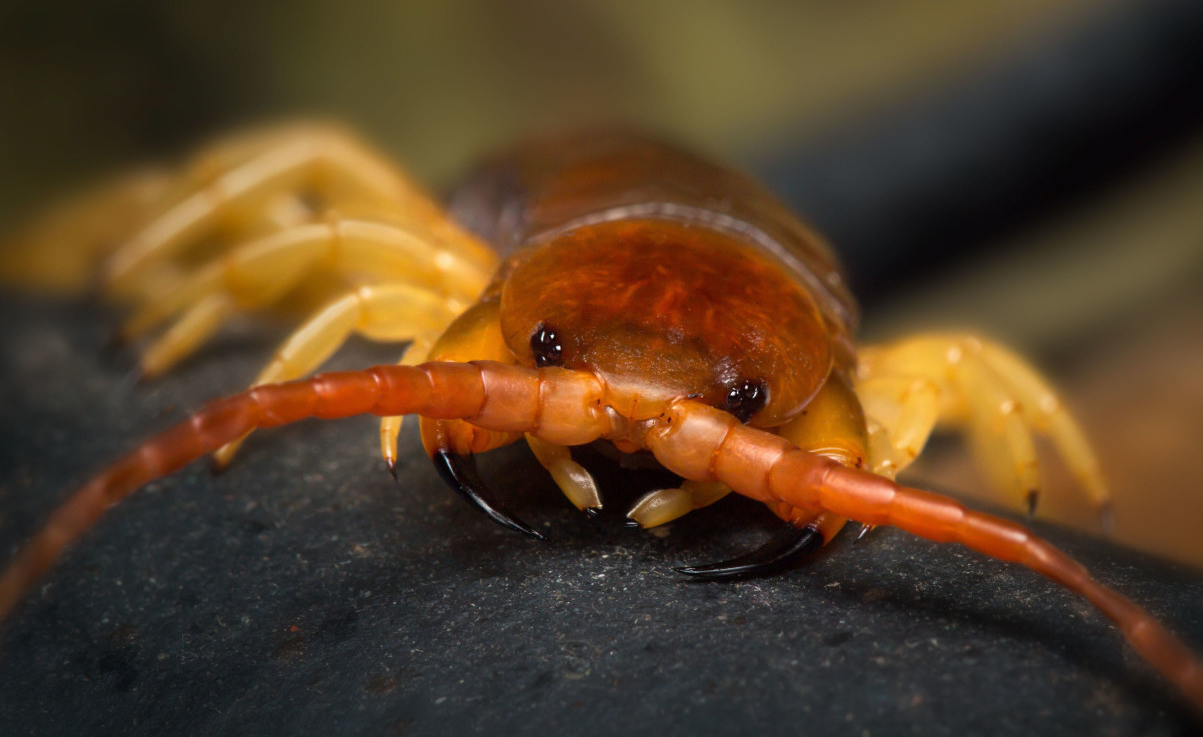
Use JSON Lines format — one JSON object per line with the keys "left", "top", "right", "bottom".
{"left": 676, "top": 523, "right": 824, "bottom": 580}
{"left": 430, "top": 449, "right": 545, "bottom": 541}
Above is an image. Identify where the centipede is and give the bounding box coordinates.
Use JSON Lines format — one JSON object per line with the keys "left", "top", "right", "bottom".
{"left": 0, "top": 124, "right": 1200, "bottom": 717}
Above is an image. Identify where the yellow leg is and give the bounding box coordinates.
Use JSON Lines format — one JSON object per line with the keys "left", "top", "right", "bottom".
{"left": 210, "top": 282, "right": 461, "bottom": 467}
{"left": 0, "top": 168, "right": 172, "bottom": 293}
{"left": 137, "top": 292, "right": 238, "bottom": 380}
{"left": 858, "top": 375, "right": 940, "bottom": 480}
{"left": 856, "top": 334, "right": 1110, "bottom": 524}
{"left": 956, "top": 350, "right": 1041, "bottom": 512}
{"left": 526, "top": 435, "right": 603, "bottom": 513}
{"left": 626, "top": 481, "right": 731, "bottom": 529}
{"left": 378, "top": 336, "right": 436, "bottom": 473}
{"left": 5, "top": 123, "right": 497, "bottom": 313}
{"left": 977, "top": 340, "right": 1108, "bottom": 510}
{"left": 104, "top": 125, "right": 425, "bottom": 291}
{"left": 130, "top": 215, "right": 486, "bottom": 378}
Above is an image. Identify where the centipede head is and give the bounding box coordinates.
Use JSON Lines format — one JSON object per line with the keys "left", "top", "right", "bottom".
{"left": 499, "top": 218, "right": 834, "bottom": 429}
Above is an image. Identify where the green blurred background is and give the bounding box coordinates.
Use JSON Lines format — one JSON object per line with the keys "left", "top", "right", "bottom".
{"left": 0, "top": 0, "right": 1112, "bottom": 197}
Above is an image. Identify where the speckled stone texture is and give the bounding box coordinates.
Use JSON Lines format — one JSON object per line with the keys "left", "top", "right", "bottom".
{"left": 0, "top": 295, "right": 1200, "bottom": 736}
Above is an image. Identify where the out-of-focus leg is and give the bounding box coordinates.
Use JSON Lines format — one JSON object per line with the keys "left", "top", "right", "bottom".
{"left": 857, "top": 374, "right": 940, "bottom": 480}
{"left": 856, "top": 334, "right": 1110, "bottom": 524}
{"left": 977, "top": 340, "right": 1108, "bottom": 511}
{"left": 102, "top": 123, "right": 481, "bottom": 295}
{"left": 129, "top": 215, "right": 487, "bottom": 378}
{"left": 0, "top": 169, "right": 171, "bottom": 293}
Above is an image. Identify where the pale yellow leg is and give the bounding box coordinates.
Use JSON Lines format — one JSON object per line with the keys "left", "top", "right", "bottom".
{"left": 0, "top": 169, "right": 172, "bottom": 293}
{"left": 858, "top": 375, "right": 940, "bottom": 480}
{"left": 977, "top": 340, "right": 1108, "bottom": 510}
{"left": 103, "top": 123, "right": 495, "bottom": 299}
{"left": 171, "top": 123, "right": 490, "bottom": 262}
{"left": 105, "top": 126, "right": 419, "bottom": 291}
{"left": 626, "top": 481, "right": 731, "bottom": 529}
{"left": 4, "top": 122, "right": 496, "bottom": 315}
{"left": 378, "top": 336, "right": 435, "bottom": 472}
{"left": 526, "top": 435, "right": 603, "bottom": 513}
{"left": 211, "top": 282, "right": 461, "bottom": 467}
{"left": 856, "top": 334, "right": 1110, "bottom": 523}
{"left": 137, "top": 292, "right": 238, "bottom": 379}
{"left": 130, "top": 215, "right": 486, "bottom": 377}
{"left": 954, "top": 349, "right": 1041, "bottom": 512}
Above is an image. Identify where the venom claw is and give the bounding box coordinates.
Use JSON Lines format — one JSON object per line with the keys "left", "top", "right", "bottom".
{"left": 675, "top": 523, "right": 824, "bottom": 580}
{"left": 431, "top": 449, "right": 545, "bottom": 541}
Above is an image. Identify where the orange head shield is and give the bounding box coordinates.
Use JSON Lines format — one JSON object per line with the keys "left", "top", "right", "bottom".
{"left": 498, "top": 218, "right": 833, "bottom": 427}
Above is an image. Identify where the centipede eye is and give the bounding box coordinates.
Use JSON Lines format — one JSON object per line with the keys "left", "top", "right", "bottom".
{"left": 725, "top": 379, "right": 767, "bottom": 423}
{"left": 530, "top": 323, "right": 564, "bottom": 367}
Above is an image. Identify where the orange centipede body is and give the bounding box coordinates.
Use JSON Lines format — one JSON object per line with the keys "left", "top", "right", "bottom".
{"left": 0, "top": 126, "right": 1200, "bottom": 726}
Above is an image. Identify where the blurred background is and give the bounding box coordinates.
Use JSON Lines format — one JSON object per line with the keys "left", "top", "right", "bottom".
{"left": 0, "top": 0, "right": 1201, "bottom": 560}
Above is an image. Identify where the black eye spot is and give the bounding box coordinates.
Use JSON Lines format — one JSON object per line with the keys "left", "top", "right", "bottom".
{"left": 725, "top": 379, "right": 767, "bottom": 423}
{"left": 530, "top": 323, "right": 564, "bottom": 367}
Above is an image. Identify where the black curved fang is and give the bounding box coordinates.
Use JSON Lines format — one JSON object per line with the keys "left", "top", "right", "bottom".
{"left": 675, "top": 523, "right": 824, "bottom": 580}
{"left": 431, "top": 450, "right": 546, "bottom": 541}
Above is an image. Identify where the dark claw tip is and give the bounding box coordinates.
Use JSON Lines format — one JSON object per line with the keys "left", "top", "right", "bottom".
{"left": 432, "top": 449, "right": 545, "bottom": 541}
{"left": 677, "top": 523, "right": 824, "bottom": 581}
{"left": 1025, "top": 489, "right": 1039, "bottom": 520}
{"left": 624, "top": 518, "right": 642, "bottom": 529}
{"left": 386, "top": 459, "right": 398, "bottom": 481}
{"left": 583, "top": 507, "right": 601, "bottom": 519}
